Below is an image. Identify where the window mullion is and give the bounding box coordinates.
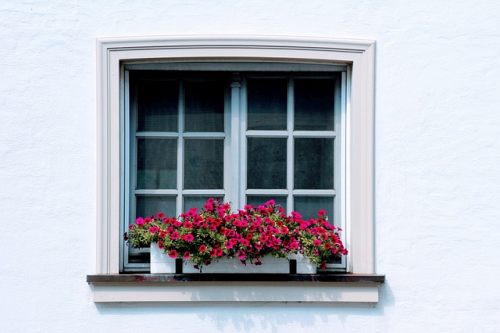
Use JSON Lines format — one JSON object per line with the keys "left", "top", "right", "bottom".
{"left": 287, "top": 78, "right": 294, "bottom": 214}
{"left": 176, "top": 80, "right": 184, "bottom": 217}
{"left": 230, "top": 74, "right": 242, "bottom": 209}
{"left": 239, "top": 77, "right": 247, "bottom": 209}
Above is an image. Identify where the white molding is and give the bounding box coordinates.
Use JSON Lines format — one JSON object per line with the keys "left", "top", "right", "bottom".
{"left": 96, "top": 35, "right": 375, "bottom": 277}
{"left": 90, "top": 282, "right": 380, "bottom": 303}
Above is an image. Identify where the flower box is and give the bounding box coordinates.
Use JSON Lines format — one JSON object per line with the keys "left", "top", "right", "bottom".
{"left": 150, "top": 242, "right": 317, "bottom": 274}
{"left": 182, "top": 255, "right": 290, "bottom": 274}
{"left": 290, "top": 253, "right": 318, "bottom": 274}
{"left": 150, "top": 242, "right": 176, "bottom": 274}
{"left": 129, "top": 199, "right": 347, "bottom": 275}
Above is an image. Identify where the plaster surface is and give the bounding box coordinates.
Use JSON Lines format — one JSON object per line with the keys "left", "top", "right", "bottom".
{"left": 1, "top": 1, "right": 499, "bottom": 332}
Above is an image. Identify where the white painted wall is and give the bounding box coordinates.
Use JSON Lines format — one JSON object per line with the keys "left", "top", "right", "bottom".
{"left": 1, "top": 1, "right": 499, "bottom": 332}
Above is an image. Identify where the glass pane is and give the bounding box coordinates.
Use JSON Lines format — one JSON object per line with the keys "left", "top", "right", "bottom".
{"left": 137, "top": 80, "right": 178, "bottom": 132}
{"left": 246, "top": 196, "right": 287, "bottom": 210}
{"left": 184, "top": 80, "right": 224, "bottom": 132}
{"left": 247, "top": 79, "right": 287, "bottom": 130}
{"left": 135, "top": 195, "right": 177, "bottom": 218}
{"left": 294, "top": 79, "right": 335, "bottom": 131}
{"left": 137, "top": 139, "right": 177, "bottom": 189}
{"left": 294, "top": 138, "right": 334, "bottom": 189}
{"left": 247, "top": 138, "right": 287, "bottom": 189}
{"left": 184, "top": 139, "right": 224, "bottom": 189}
{"left": 294, "top": 196, "right": 334, "bottom": 220}
{"left": 184, "top": 196, "right": 223, "bottom": 212}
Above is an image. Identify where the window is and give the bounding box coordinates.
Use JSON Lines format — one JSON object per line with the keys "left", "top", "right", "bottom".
{"left": 96, "top": 36, "right": 375, "bottom": 277}
{"left": 123, "top": 68, "right": 347, "bottom": 272}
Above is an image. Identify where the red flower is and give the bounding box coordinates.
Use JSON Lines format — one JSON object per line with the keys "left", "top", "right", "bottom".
{"left": 238, "top": 250, "right": 247, "bottom": 261}
{"left": 156, "top": 212, "right": 165, "bottom": 219}
{"left": 148, "top": 226, "right": 160, "bottom": 234}
{"left": 135, "top": 217, "right": 145, "bottom": 226}
{"left": 313, "top": 239, "right": 322, "bottom": 247}
{"left": 168, "top": 249, "right": 177, "bottom": 258}
{"left": 182, "top": 233, "right": 194, "bottom": 243}
{"left": 199, "top": 244, "right": 208, "bottom": 253}
{"left": 170, "top": 231, "right": 180, "bottom": 240}
{"left": 183, "top": 251, "right": 191, "bottom": 259}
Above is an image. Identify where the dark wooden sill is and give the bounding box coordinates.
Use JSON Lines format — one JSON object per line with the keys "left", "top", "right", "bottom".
{"left": 87, "top": 273, "right": 385, "bottom": 284}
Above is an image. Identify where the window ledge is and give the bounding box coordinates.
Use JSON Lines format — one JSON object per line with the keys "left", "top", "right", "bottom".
{"left": 87, "top": 273, "right": 384, "bottom": 303}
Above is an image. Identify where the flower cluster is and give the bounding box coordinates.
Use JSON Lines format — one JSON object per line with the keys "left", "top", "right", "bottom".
{"left": 126, "top": 199, "right": 348, "bottom": 270}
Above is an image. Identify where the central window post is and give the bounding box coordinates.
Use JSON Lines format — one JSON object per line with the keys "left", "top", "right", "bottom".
{"left": 230, "top": 73, "right": 241, "bottom": 208}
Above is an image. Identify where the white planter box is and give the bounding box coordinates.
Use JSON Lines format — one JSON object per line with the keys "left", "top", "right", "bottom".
{"left": 150, "top": 243, "right": 176, "bottom": 274}
{"left": 183, "top": 256, "right": 290, "bottom": 274}
{"left": 150, "top": 244, "right": 317, "bottom": 274}
{"left": 289, "top": 253, "right": 317, "bottom": 274}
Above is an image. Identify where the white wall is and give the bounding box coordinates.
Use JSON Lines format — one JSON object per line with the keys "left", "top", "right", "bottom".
{"left": 1, "top": 1, "right": 499, "bottom": 332}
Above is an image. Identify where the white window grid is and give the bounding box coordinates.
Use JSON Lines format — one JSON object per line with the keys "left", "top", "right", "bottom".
{"left": 122, "top": 67, "right": 347, "bottom": 272}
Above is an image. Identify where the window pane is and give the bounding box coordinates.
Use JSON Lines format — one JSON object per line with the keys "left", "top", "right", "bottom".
{"left": 247, "top": 196, "right": 287, "bottom": 210}
{"left": 294, "top": 196, "right": 334, "bottom": 220}
{"left": 184, "top": 196, "right": 223, "bottom": 212}
{"left": 135, "top": 195, "right": 177, "bottom": 218}
{"left": 184, "top": 139, "right": 224, "bottom": 189}
{"left": 247, "top": 79, "right": 287, "bottom": 130}
{"left": 294, "top": 79, "right": 335, "bottom": 131}
{"left": 294, "top": 138, "right": 334, "bottom": 189}
{"left": 137, "top": 80, "right": 178, "bottom": 132}
{"left": 137, "top": 139, "right": 177, "bottom": 189}
{"left": 184, "top": 80, "right": 224, "bottom": 132}
{"left": 247, "top": 138, "right": 287, "bottom": 189}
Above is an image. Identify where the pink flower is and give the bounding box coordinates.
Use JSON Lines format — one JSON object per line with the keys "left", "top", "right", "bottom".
{"left": 183, "top": 251, "right": 191, "bottom": 259}
{"left": 289, "top": 239, "right": 300, "bottom": 250}
{"left": 199, "top": 244, "right": 208, "bottom": 253}
{"left": 168, "top": 249, "right": 178, "bottom": 258}
{"left": 204, "top": 198, "right": 214, "bottom": 211}
{"left": 313, "top": 239, "right": 322, "bottom": 247}
{"left": 135, "top": 217, "right": 145, "bottom": 226}
{"left": 170, "top": 231, "right": 180, "bottom": 240}
{"left": 238, "top": 250, "right": 247, "bottom": 261}
{"left": 156, "top": 212, "right": 165, "bottom": 219}
{"left": 173, "top": 219, "right": 182, "bottom": 227}
{"left": 148, "top": 226, "right": 160, "bottom": 234}
{"left": 317, "top": 209, "right": 327, "bottom": 217}
{"left": 280, "top": 226, "right": 289, "bottom": 234}
{"left": 265, "top": 199, "right": 275, "bottom": 206}
{"left": 182, "top": 233, "right": 194, "bottom": 243}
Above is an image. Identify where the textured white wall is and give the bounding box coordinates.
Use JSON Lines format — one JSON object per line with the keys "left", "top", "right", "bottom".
{"left": 1, "top": 0, "right": 499, "bottom": 332}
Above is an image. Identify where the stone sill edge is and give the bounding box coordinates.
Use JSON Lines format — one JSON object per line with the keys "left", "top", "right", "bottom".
{"left": 87, "top": 273, "right": 385, "bottom": 284}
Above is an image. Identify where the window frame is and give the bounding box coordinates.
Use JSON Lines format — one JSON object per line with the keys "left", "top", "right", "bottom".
{"left": 122, "top": 70, "right": 347, "bottom": 272}
{"left": 96, "top": 35, "right": 375, "bottom": 275}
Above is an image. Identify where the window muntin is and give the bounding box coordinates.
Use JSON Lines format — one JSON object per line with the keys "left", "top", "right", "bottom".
{"left": 123, "top": 68, "right": 346, "bottom": 272}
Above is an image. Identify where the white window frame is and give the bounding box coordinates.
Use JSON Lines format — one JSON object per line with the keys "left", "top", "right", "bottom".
{"left": 96, "top": 36, "right": 375, "bottom": 280}
{"left": 123, "top": 70, "right": 347, "bottom": 272}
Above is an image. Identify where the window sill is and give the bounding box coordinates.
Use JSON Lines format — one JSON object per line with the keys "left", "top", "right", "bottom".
{"left": 87, "top": 273, "right": 384, "bottom": 303}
